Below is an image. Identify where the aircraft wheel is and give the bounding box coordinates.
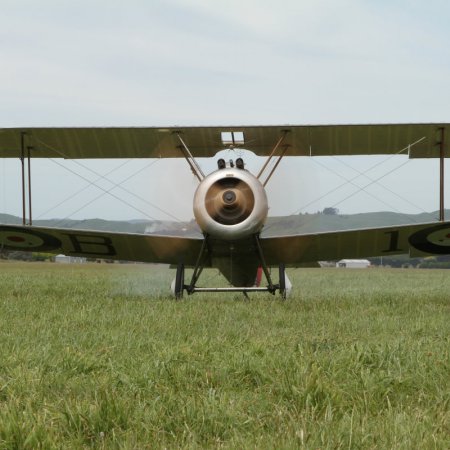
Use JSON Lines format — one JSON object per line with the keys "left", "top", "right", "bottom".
{"left": 279, "top": 263, "right": 287, "bottom": 300}
{"left": 175, "top": 263, "right": 185, "bottom": 299}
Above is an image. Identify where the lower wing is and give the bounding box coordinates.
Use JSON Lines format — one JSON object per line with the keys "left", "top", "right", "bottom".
{"left": 0, "top": 224, "right": 203, "bottom": 265}
{"left": 261, "top": 221, "right": 450, "bottom": 265}
{"left": 1, "top": 221, "right": 449, "bottom": 266}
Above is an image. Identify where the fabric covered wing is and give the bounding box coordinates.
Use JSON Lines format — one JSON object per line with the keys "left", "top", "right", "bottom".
{"left": 0, "top": 124, "right": 447, "bottom": 159}
{"left": 261, "top": 222, "right": 450, "bottom": 265}
{"left": 0, "top": 225, "right": 203, "bottom": 264}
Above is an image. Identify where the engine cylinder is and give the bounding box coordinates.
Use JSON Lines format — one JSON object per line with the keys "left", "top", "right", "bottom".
{"left": 193, "top": 168, "right": 268, "bottom": 240}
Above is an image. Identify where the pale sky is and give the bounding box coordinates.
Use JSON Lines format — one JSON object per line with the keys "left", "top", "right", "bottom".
{"left": 1, "top": 0, "right": 449, "bottom": 222}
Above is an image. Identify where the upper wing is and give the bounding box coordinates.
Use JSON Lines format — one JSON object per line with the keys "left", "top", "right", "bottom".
{"left": 0, "top": 124, "right": 447, "bottom": 159}
{"left": 261, "top": 221, "right": 450, "bottom": 265}
{"left": 0, "top": 224, "right": 203, "bottom": 265}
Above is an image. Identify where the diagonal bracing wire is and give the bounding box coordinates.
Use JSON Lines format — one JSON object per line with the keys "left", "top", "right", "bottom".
{"left": 290, "top": 137, "right": 425, "bottom": 216}
{"left": 36, "top": 158, "right": 134, "bottom": 219}
{"left": 48, "top": 158, "right": 163, "bottom": 226}
{"left": 308, "top": 156, "right": 417, "bottom": 219}
{"left": 33, "top": 136, "right": 182, "bottom": 222}
{"left": 330, "top": 155, "right": 431, "bottom": 215}
{"left": 53, "top": 157, "right": 182, "bottom": 222}
{"left": 262, "top": 138, "right": 429, "bottom": 234}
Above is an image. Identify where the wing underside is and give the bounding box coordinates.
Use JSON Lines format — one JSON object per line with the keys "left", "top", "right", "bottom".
{"left": 0, "top": 124, "right": 448, "bottom": 159}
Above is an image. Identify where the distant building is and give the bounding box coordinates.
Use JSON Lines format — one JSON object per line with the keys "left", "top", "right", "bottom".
{"left": 336, "top": 259, "right": 371, "bottom": 269}
{"left": 54, "top": 254, "right": 87, "bottom": 264}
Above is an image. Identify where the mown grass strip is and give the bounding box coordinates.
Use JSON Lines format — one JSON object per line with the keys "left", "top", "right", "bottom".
{"left": 0, "top": 263, "right": 448, "bottom": 448}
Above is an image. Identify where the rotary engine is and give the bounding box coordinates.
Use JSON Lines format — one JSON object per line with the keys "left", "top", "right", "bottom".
{"left": 193, "top": 164, "right": 268, "bottom": 240}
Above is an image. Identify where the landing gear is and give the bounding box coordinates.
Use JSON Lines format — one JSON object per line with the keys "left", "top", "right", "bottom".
{"left": 173, "top": 234, "right": 289, "bottom": 299}
{"left": 279, "top": 263, "right": 286, "bottom": 300}
{"left": 174, "top": 262, "right": 185, "bottom": 299}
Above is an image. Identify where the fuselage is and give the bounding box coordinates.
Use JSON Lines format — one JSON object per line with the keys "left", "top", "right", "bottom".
{"left": 192, "top": 165, "right": 269, "bottom": 286}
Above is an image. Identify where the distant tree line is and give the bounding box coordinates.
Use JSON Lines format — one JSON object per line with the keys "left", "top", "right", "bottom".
{"left": 0, "top": 250, "right": 53, "bottom": 262}
{"left": 367, "top": 255, "right": 450, "bottom": 269}
{"left": 2, "top": 250, "right": 450, "bottom": 268}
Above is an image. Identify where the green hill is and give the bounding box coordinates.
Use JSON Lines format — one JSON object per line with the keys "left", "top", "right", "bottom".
{"left": 0, "top": 214, "right": 195, "bottom": 235}
{"left": 262, "top": 210, "right": 447, "bottom": 236}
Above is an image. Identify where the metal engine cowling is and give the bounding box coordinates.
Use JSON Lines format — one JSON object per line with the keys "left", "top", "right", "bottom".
{"left": 193, "top": 168, "right": 268, "bottom": 240}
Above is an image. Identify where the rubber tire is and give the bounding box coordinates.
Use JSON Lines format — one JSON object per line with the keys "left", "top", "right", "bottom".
{"left": 279, "top": 263, "right": 286, "bottom": 300}
{"left": 175, "top": 263, "right": 185, "bottom": 299}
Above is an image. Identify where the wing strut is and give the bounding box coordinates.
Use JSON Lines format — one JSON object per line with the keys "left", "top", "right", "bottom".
{"left": 174, "top": 132, "right": 205, "bottom": 181}
{"left": 438, "top": 127, "right": 445, "bottom": 221}
{"left": 20, "top": 132, "right": 33, "bottom": 225}
{"left": 256, "top": 130, "right": 290, "bottom": 186}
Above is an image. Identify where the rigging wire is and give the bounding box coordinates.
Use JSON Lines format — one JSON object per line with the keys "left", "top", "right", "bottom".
{"left": 290, "top": 137, "right": 425, "bottom": 216}
{"left": 308, "top": 157, "right": 415, "bottom": 218}
{"left": 2, "top": 159, "right": 6, "bottom": 222}
{"left": 330, "top": 155, "right": 431, "bottom": 215}
{"left": 47, "top": 158, "right": 163, "bottom": 226}
{"left": 263, "top": 138, "right": 428, "bottom": 234}
{"left": 78, "top": 158, "right": 182, "bottom": 221}
{"left": 33, "top": 136, "right": 182, "bottom": 222}
{"left": 35, "top": 158, "right": 134, "bottom": 219}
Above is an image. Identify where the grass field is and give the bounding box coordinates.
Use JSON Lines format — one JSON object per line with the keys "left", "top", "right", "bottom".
{"left": 0, "top": 262, "right": 448, "bottom": 449}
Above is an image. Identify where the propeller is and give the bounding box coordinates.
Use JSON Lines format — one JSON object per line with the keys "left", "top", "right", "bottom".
{"left": 205, "top": 178, "right": 255, "bottom": 225}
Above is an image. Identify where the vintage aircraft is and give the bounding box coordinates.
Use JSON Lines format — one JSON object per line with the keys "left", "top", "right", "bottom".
{"left": 0, "top": 124, "right": 449, "bottom": 298}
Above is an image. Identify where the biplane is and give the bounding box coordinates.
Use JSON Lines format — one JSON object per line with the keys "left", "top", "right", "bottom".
{"left": 0, "top": 124, "right": 449, "bottom": 298}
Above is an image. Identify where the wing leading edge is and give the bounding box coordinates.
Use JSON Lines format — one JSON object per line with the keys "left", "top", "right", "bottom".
{"left": 0, "top": 124, "right": 448, "bottom": 159}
